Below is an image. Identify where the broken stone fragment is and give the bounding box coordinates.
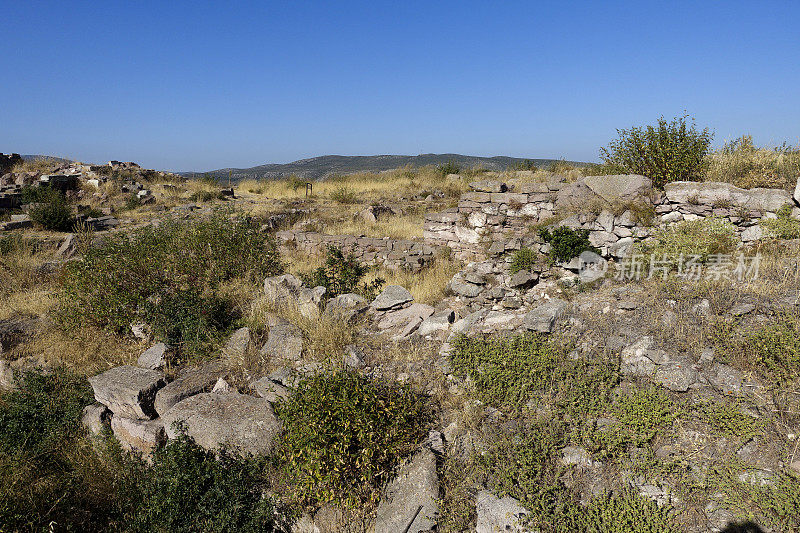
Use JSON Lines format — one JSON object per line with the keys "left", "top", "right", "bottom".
{"left": 88, "top": 365, "right": 165, "bottom": 420}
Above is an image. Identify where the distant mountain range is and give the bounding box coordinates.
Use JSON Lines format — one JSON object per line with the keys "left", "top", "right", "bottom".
{"left": 182, "top": 154, "right": 587, "bottom": 183}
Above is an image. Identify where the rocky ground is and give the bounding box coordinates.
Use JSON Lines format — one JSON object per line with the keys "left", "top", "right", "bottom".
{"left": 2, "top": 158, "right": 800, "bottom": 532}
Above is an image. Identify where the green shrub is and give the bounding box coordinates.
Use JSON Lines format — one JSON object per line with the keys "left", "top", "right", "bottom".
{"left": 700, "top": 401, "right": 763, "bottom": 440}
{"left": 538, "top": 226, "right": 599, "bottom": 264}
{"left": 614, "top": 387, "right": 680, "bottom": 445}
{"left": 121, "top": 434, "right": 277, "bottom": 533}
{"left": 27, "top": 187, "right": 75, "bottom": 231}
{"left": 329, "top": 186, "right": 358, "bottom": 204}
{"left": 286, "top": 175, "right": 306, "bottom": 192}
{"left": 0, "top": 369, "right": 121, "bottom": 531}
{"left": 451, "top": 334, "right": 616, "bottom": 415}
{"left": 509, "top": 246, "right": 536, "bottom": 273}
{"left": 59, "top": 212, "right": 283, "bottom": 356}
{"left": 600, "top": 114, "right": 713, "bottom": 189}
{"left": 300, "top": 246, "right": 385, "bottom": 301}
{"left": 635, "top": 217, "right": 738, "bottom": 268}
{"left": 760, "top": 204, "right": 800, "bottom": 239}
{"left": 512, "top": 159, "right": 539, "bottom": 171}
{"left": 580, "top": 490, "right": 681, "bottom": 532}
{"left": 275, "top": 370, "right": 429, "bottom": 508}
{"left": 435, "top": 160, "right": 461, "bottom": 178}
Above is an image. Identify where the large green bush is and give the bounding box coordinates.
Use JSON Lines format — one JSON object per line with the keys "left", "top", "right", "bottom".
{"left": 59, "top": 212, "right": 283, "bottom": 356}
{"left": 600, "top": 115, "right": 713, "bottom": 188}
{"left": 26, "top": 186, "right": 75, "bottom": 231}
{"left": 275, "top": 370, "right": 429, "bottom": 508}
{"left": 121, "top": 435, "right": 278, "bottom": 533}
{"left": 300, "top": 246, "right": 385, "bottom": 300}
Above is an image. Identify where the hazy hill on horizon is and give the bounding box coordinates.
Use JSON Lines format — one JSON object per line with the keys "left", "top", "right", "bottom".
{"left": 182, "top": 153, "right": 588, "bottom": 183}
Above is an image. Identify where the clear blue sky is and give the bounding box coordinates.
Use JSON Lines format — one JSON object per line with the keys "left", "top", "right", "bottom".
{"left": 2, "top": 0, "right": 798, "bottom": 172}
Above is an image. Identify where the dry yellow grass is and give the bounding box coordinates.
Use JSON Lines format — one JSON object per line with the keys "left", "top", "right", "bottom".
{"left": 323, "top": 210, "right": 425, "bottom": 240}
{"left": 368, "top": 256, "right": 461, "bottom": 305}
{"left": 704, "top": 136, "right": 800, "bottom": 189}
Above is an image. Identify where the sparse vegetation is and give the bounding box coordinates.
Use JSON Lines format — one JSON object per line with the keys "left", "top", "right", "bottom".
{"left": 600, "top": 114, "right": 713, "bottom": 188}
{"left": 329, "top": 185, "right": 359, "bottom": 204}
{"left": 509, "top": 246, "right": 537, "bottom": 273}
{"left": 705, "top": 135, "right": 800, "bottom": 189}
{"left": 435, "top": 160, "right": 461, "bottom": 178}
{"left": 300, "top": 246, "right": 385, "bottom": 301}
{"left": 635, "top": 217, "right": 738, "bottom": 268}
{"left": 760, "top": 204, "right": 800, "bottom": 239}
{"left": 275, "top": 370, "right": 429, "bottom": 509}
{"left": 25, "top": 186, "right": 76, "bottom": 231}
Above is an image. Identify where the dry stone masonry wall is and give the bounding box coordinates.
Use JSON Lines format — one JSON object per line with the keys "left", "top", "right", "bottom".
{"left": 424, "top": 174, "right": 800, "bottom": 261}
{"left": 276, "top": 229, "right": 441, "bottom": 272}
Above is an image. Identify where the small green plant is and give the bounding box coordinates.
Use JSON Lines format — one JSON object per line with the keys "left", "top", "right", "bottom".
{"left": 760, "top": 204, "right": 800, "bottom": 239}
{"left": 121, "top": 434, "right": 278, "bottom": 532}
{"left": 509, "top": 246, "right": 537, "bottom": 273}
{"left": 700, "top": 401, "right": 763, "bottom": 440}
{"left": 189, "top": 190, "right": 215, "bottom": 202}
{"left": 580, "top": 490, "right": 681, "bottom": 532}
{"left": 600, "top": 114, "right": 713, "bottom": 189}
{"left": 300, "top": 246, "right": 385, "bottom": 300}
{"left": 435, "top": 160, "right": 461, "bottom": 178}
{"left": 286, "top": 174, "right": 306, "bottom": 192}
{"left": 614, "top": 387, "right": 680, "bottom": 445}
{"left": 124, "top": 193, "right": 143, "bottom": 210}
{"left": 275, "top": 370, "right": 428, "bottom": 509}
{"left": 329, "top": 186, "right": 358, "bottom": 204}
{"left": 538, "top": 226, "right": 599, "bottom": 264}
{"left": 26, "top": 187, "right": 75, "bottom": 231}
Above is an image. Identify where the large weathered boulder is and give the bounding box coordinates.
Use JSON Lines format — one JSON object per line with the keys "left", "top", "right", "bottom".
{"left": 154, "top": 361, "right": 225, "bottom": 417}
{"left": 582, "top": 174, "right": 652, "bottom": 203}
{"left": 221, "top": 327, "right": 251, "bottom": 366}
{"left": 111, "top": 416, "right": 166, "bottom": 457}
{"left": 261, "top": 320, "right": 304, "bottom": 361}
{"left": 522, "top": 298, "right": 569, "bottom": 333}
{"left": 371, "top": 285, "right": 414, "bottom": 311}
{"left": 88, "top": 366, "right": 165, "bottom": 420}
{"left": 263, "top": 274, "right": 303, "bottom": 306}
{"left": 161, "top": 392, "right": 282, "bottom": 456}
{"left": 374, "top": 449, "right": 439, "bottom": 533}
{"left": 475, "top": 490, "right": 528, "bottom": 533}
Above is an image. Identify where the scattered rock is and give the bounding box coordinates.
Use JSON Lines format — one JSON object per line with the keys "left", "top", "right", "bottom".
{"left": 470, "top": 180, "right": 507, "bottom": 193}
{"left": 522, "top": 298, "right": 568, "bottom": 333}
{"left": 88, "top": 366, "right": 166, "bottom": 420}
{"left": 111, "top": 416, "right": 166, "bottom": 457}
{"left": 508, "top": 270, "right": 537, "bottom": 288}
{"left": 371, "top": 285, "right": 414, "bottom": 311}
{"left": 222, "top": 327, "right": 251, "bottom": 365}
{"left": 82, "top": 403, "right": 111, "bottom": 435}
{"left": 137, "top": 342, "right": 169, "bottom": 370}
{"left": 324, "top": 293, "right": 368, "bottom": 323}
{"left": 730, "top": 302, "right": 756, "bottom": 317}
{"left": 706, "top": 363, "right": 744, "bottom": 396}
{"left": 161, "top": 392, "right": 282, "bottom": 456}
{"left": 374, "top": 449, "right": 439, "bottom": 533}
{"left": 261, "top": 320, "right": 304, "bottom": 361}
{"left": 654, "top": 361, "right": 698, "bottom": 392}
{"left": 252, "top": 377, "right": 291, "bottom": 403}
{"left": 417, "top": 309, "right": 455, "bottom": 337}
{"left": 154, "top": 361, "right": 225, "bottom": 417}
{"left": 475, "top": 490, "right": 528, "bottom": 533}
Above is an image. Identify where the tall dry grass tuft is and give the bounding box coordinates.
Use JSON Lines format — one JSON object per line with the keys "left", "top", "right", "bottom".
{"left": 370, "top": 257, "right": 461, "bottom": 305}
{"left": 704, "top": 135, "right": 800, "bottom": 190}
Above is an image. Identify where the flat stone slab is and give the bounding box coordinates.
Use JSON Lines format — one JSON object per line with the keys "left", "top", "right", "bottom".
{"left": 161, "top": 392, "right": 282, "bottom": 456}
{"left": 371, "top": 285, "right": 414, "bottom": 311}
{"left": 522, "top": 298, "right": 569, "bottom": 333}
{"left": 137, "top": 342, "right": 169, "bottom": 370}
{"left": 583, "top": 174, "right": 652, "bottom": 203}
{"left": 88, "top": 365, "right": 165, "bottom": 420}
{"left": 154, "top": 361, "right": 225, "bottom": 417}
{"left": 476, "top": 490, "right": 528, "bottom": 533}
{"left": 261, "top": 320, "right": 303, "bottom": 361}
{"left": 111, "top": 415, "right": 166, "bottom": 457}
{"left": 375, "top": 449, "right": 439, "bottom": 533}
{"left": 664, "top": 181, "right": 792, "bottom": 212}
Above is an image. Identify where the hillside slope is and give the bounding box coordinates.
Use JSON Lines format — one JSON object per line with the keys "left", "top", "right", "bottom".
{"left": 184, "top": 153, "right": 586, "bottom": 182}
